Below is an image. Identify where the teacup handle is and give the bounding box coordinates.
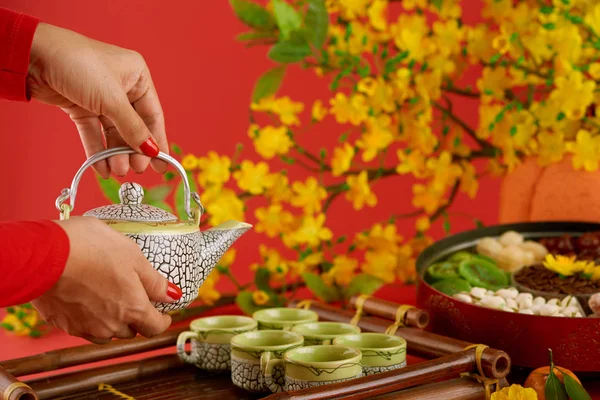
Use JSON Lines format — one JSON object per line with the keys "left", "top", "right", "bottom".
{"left": 261, "top": 351, "right": 285, "bottom": 393}
{"left": 176, "top": 331, "right": 201, "bottom": 364}
{"left": 54, "top": 146, "right": 204, "bottom": 220}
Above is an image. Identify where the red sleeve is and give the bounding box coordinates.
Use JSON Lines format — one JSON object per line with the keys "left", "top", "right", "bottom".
{"left": 0, "top": 7, "right": 40, "bottom": 101}
{"left": 0, "top": 221, "right": 70, "bottom": 307}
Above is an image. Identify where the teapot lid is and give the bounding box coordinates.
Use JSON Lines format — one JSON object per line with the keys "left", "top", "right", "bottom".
{"left": 83, "top": 182, "right": 178, "bottom": 223}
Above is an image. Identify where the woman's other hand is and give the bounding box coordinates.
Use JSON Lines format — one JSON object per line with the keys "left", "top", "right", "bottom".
{"left": 31, "top": 217, "right": 181, "bottom": 344}
{"left": 27, "top": 22, "right": 168, "bottom": 178}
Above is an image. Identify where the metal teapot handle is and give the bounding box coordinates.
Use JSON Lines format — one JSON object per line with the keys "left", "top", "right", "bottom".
{"left": 55, "top": 147, "right": 204, "bottom": 220}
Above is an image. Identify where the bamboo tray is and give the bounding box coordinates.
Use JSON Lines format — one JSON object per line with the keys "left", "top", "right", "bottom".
{"left": 1, "top": 300, "right": 512, "bottom": 400}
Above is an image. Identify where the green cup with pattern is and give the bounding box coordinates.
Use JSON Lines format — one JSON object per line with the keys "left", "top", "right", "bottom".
{"left": 332, "top": 333, "right": 407, "bottom": 376}
{"left": 177, "top": 315, "right": 257, "bottom": 372}
{"left": 263, "top": 345, "right": 363, "bottom": 393}
{"left": 291, "top": 322, "right": 361, "bottom": 345}
{"left": 253, "top": 307, "right": 318, "bottom": 331}
{"left": 230, "top": 330, "right": 304, "bottom": 393}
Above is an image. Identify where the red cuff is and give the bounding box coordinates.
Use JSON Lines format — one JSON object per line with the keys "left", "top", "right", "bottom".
{"left": 0, "top": 220, "right": 70, "bottom": 307}
{"left": 0, "top": 7, "right": 40, "bottom": 101}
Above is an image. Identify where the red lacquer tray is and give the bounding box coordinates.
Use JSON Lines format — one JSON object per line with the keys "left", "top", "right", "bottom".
{"left": 415, "top": 221, "right": 600, "bottom": 372}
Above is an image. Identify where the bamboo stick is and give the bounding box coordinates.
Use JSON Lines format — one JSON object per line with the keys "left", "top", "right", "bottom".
{"left": 288, "top": 300, "right": 510, "bottom": 379}
{"left": 263, "top": 351, "right": 504, "bottom": 400}
{"left": 348, "top": 295, "right": 430, "bottom": 329}
{"left": 371, "top": 377, "right": 510, "bottom": 400}
{"left": 0, "top": 366, "right": 38, "bottom": 400}
{"left": 26, "top": 354, "right": 183, "bottom": 399}
{"left": 1, "top": 327, "right": 185, "bottom": 377}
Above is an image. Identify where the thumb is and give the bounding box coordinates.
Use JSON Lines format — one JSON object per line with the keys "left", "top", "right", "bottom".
{"left": 104, "top": 93, "right": 160, "bottom": 158}
{"left": 135, "top": 260, "right": 182, "bottom": 304}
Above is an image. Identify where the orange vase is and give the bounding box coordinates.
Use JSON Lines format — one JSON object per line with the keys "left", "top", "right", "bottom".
{"left": 499, "top": 156, "right": 600, "bottom": 223}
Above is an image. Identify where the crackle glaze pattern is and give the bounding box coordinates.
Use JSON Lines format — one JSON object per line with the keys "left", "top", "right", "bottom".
{"left": 231, "top": 355, "right": 285, "bottom": 393}
{"left": 362, "top": 360, "right": 407, "bottom": 376}
{"left": 281, "top": 374, "right": 363, "bottom": 392}
{"left": 191, "top": 341, "right": 231, "bottom": 371}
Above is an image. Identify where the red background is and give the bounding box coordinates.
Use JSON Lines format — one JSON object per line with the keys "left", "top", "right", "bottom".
{"left": 0, "top": 0, "right": 499, "bottom": 357}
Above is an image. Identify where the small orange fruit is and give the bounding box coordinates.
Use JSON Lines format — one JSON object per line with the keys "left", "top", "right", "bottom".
{"left": 524, "top": 365, "right": 581, "bottom": 400}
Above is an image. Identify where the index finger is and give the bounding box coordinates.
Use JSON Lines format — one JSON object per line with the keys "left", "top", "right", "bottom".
{"left": 130, "top": 304, "right": 172, "bottom": 338}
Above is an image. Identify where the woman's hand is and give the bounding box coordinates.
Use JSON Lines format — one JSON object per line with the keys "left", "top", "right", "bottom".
{"left": 27, "top": 22, "right": 168, "bottom": 178}
{"left": 31, "top": 217, "right": 181, "bottom": 344}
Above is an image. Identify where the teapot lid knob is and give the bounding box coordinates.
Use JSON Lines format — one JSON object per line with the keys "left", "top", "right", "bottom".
{"left": 119, "top": 182, "right": 144, "bottom": 205}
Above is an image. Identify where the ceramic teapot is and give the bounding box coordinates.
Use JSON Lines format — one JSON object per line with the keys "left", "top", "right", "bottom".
{"left": 54, "top": 147, "right": 252, "bottom": 313}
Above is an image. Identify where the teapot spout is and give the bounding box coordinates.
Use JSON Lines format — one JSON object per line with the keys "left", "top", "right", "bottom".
{"left": 200, "top": 220, "right": 252, "bottom": 271}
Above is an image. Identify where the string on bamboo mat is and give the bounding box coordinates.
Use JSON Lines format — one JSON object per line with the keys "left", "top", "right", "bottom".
{"left": 295, "top": 300, "right": 313, "bottom": 310}
{"left": 460, "top": 344, "right": 499, "bottom": 400}
{"left": 384, "top": 305, "right": 414, "bottom": 335}
{"left": 98, "top": 383, "right": 135, "bottom": 400}
{"left": 350, "top": 294, "right": 370, "bottom": 325}
{"left": 3, "top": 382, "right": 31, "bottom": 400}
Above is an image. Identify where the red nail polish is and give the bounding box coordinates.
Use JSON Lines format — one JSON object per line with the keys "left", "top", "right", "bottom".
{"left": 167, "top": 282, "right": 183, "bottom": 301}
{"left": 140, "top": 136, "right": 160, "bottom": 158}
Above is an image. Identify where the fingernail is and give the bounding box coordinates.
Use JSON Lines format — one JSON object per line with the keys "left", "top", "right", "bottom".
{"left": 140, "top": 136, "right": 160, "bottom": 158}
{"left": 167, "top": 282, "right": 183, "bottom": 301}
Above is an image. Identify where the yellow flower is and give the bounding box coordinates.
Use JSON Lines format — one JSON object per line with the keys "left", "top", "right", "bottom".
{"left": 233, "top": 160, "right": 274, "bottom": 195}
{"left": 390, "top": 14, "right": 433, "bottom": 62}
{"left": 251, "top": 96, "right": 304, "bottom": 126}
{"left": 181, "top": 154, "right": 198, "bottom": 171}
{"left": 550, "top": 70, "right": 596, "bottom": 121}
{"left": 432, "top": 19, "right": 463, "bottom": 56}
{"left": 415, "top": 216, "right": 430, "bottom": 232}
{"left": 258, "top": 245, "right": 289, "bottom": 281}
{"left": 477, "top": 67, "right": 509, "bottom": 102}
{"left": 413, "top": 183, "right": 445, "bottom": 214}
{"left": 396, "top": 149, "right": 427, "bottom": 178}
{"left": 1, "top": 308, "right": 39, "bottom": 336}
{"left": 252, "top": 290, "right": 270, "bottom": 306}
{"left": 589, "top": 63, "right": 600, "bottom": 80}
{"left": 490, "top": 384, "right": 538, "bottom": 400}
{"left": 218, "top": 249, "right": 236, "bottom": 267}
{"left": 482, "top": 0, "right": 512, "bottom": 22}
{"left": 330, "top": 93, "right": 368, "bottom": 126}
{"left": 323, "top": 255, "right": 359, "bottom": 286}
{"left": 362, "top": 251, "right": 397, "bottom": 284}
{"left": 402, "top": 0, "right": 427, "bottom": 10}
{"left": 331, "top": 142, "right": 355, "bottom": 176}
{"left": 346, "top": 171, "right": 378, "bottom": 210}
{"left": 197, "top": 152, "right": 231, "bottom": 188}
{"left": 357, "top": 116, "right": 394, "bottom": 162}
{"left": 311, "top": 100, "right": 328, "bottom": 122}
{"left": 291, "top": 177, "right": 327, "bottom": 214}
{"left": 265, "top": 174, "right": 293, "bottom": 204}
{"left": 250, "top": 125, "right": 293, "bottom": 160}
{"left": 354, "top": 223, "right": 401, "bottom": 253}
{"left": 427, "top": 152, "right": 462, "bottom": 192}
{"left": 339, "top": 0, "right": 369, "bottom": 19}
{"left": 367, "top": 0, "right": 387, "bottom": 31}
{"left": 567, "top": 130, "right": 600, "bottom": 172}
{"left": 290, "top": 213, "right": 333, "bottom": 247}
{"left": 201, "top": 187, "right": 245, "bottom": 226}
{"left": 198, "top": 270, "right": 221, "bottom": 305}
{"left": 466, "top": 25, "right": 497, "bottom": 64}
{"left": 543, "top": 254, "right": 591, "bottom": 277}
{"left": 459, "top": 162, "right": 479, "bottom": 199}
{"left": 290, "top": 252, "right": 324, "bottom": 278}
{"left": 255, "top": 204, "right": 294, "bottom": 238}
{"left": 586, "top": 3, "right": 600, "bottom": 35}
{"left": 537, "top": 131, "right": 566, "bottom": 166}
{"left": 358, "top": 77, "right": 395, "bottom": 113}
{"left": 430, "top": 0, "right": 461, "bottom": 19}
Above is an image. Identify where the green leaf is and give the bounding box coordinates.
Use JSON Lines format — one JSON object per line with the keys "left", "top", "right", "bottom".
{"left": 1, "top": 323, "right": 14, "bottom": 332}
{"left": 564, "top": 373, "right": 592, "bottom": 400}
{"left": 557, "top": 112, "right": 566, "bottom": 121}
{"left": 489, "top": 54, "right": 501, "bottom": 64}
{"left": 174, "top": 171, "right": 198, "bottom": 219}
{"left": 320, "top": 148, "right": 327, "bottom": 159}
{"left": 6, "top": 307, "right": 14, "bottom": 314}
{"left": 146, "top": 201, "right": 174, "bottom": 214}
{"left": 301, "top": 272, "right": 340, "bottom": 302}
{"left": 483, "top": 89, "right": 494, "bottom": 96}
{"left": 546, "top": 371, "right": 569, "bottom": 400}
{"left": 509, "top": 32, "right": 518, "bottom": 42}
{"left": 431, "top": 0, "right": 443, "bottom": 10}
{"left": 443, "top": 212, "right": 451, "bottom": 235}
{"left": 272, "top": 0, "right": 301, "bottom": 38}
{"left": 339, "top": 133, "right": 349, "bottom": 142}
{"left": 543, "top": 22, "right": 556, "bottom": 30}
{"left": 255, "top": 268, "right": 272, "bottom": 293}
{"left": 171, "top": 143, "right": 182, "bottom": 155}
{"left": 345, "top": 274, "right": 384, "bottom": 298}
{"left": 96, "top": 175, "right": 121, "bottom": 204}
{"left": 235, "top": 291, "right": 267, "bottom": 315}
{"left": 268, "top": 40, "right": 311, "bottom": 63}
{"left": 540, "top": 5, "right": 554, "bottom": 14}
{"left": 236, "top": 31, "right": 278, "bottom": 42}
{"left": 229, "top": 0, "right": 276, "bottom": 30}
{"left": 336, "top": 236, "right": 347, "bottom": 243}
{"left": 510, "top": 125, "right": 517, "bottom": 136}
{"left": 252, "top": 65, "right": 287, "bottom": 102}
{"left": 164, "top": 171, "right": 176, "bottom": 182}
{"left": 144, "top": 184, "right": 172, "bottom": 204}
{"left": 474, "top": 219, "right": 485, "bottom": 228}
{"left": 305, "top": 0, "right": 328, "bottom": 49}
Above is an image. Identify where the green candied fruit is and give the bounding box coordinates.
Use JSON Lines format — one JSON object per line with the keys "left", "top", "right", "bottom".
{"left": 458, "top": 258, "right": 508, "bottom": 290}
{"left": 447, "top": 251, "right": 474, "bottom": 263}
{"left": 427, "top": 261, "right": 460, "bottom": 281}
{"left": 431, "top": 278, "right": 472, "bottom": 296}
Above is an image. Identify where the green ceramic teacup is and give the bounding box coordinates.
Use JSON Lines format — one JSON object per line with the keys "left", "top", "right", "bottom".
{"left": 333, "top": 333, "right": 407, "bottom": 376}
{"left": 291, "top": 322, "right": 361, "bottom": 345}
{"left": 263, "top": 345, "right": 363, "bottom": 393}
{"left": 253, "top": 307, "right": 318, "bottom": 331}
{"left": 177, "top": 315, "right": 257, "bottom": 372}
{"left": 230, "top": 330, "right": 304, "bottom": 393}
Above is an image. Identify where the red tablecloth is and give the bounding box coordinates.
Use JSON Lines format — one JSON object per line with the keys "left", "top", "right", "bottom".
{"left": 1, "top": 284, "right": 599, "bottom": 398}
